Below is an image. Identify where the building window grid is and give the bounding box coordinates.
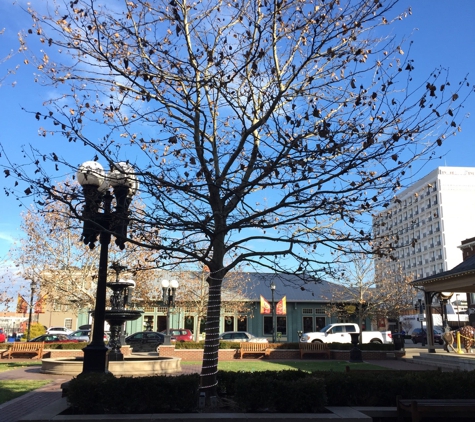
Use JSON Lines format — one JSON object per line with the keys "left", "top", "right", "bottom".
{"left": 64, "top": 318, "right": 73, "bottom": 330}
{"left": 373, "top": 172, "right": 475, "bottom": 282}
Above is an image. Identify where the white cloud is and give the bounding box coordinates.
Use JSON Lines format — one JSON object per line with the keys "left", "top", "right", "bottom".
{"left": 0, "top": 232, "right": 15, "bottom": 243}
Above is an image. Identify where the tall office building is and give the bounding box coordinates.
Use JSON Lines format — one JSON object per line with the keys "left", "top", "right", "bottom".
{"left": 373, "top": 167, "right": 475, "bottom": 281}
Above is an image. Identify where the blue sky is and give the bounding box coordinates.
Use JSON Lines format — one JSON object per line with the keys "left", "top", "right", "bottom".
{"left": 0, "top": 0, "right": 474, "bottom": 268}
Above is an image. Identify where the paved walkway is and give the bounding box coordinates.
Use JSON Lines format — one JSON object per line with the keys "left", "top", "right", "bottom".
{"left": 0, "top": 349, "right": 438, "bottom": 422}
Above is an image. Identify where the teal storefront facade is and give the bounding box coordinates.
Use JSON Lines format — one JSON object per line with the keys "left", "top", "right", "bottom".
{"left": 80, "top": 273, "right": 376, "bottom": 342}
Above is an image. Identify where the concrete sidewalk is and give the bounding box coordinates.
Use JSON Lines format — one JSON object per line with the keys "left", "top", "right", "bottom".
{"left": 0, "top": 351, "right": 438, "bottom": 422}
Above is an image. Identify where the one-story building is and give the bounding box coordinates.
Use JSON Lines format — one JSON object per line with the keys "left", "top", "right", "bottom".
{"left": 114, "top": 273, "right": 384, "bottom": 342}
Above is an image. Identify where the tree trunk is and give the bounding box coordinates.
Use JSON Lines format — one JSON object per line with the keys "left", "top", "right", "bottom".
{"left": 199, "top": 274, "right": 222, "bottom": 399}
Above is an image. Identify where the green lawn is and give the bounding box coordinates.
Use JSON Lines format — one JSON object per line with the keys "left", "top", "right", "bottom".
{"left": 0, "top": 361, "right": 49, "bottom": 405}
{"left": 0, "top": 361, "right": 42, "bottom": 373}
{"left": 0, "top": 380, "right": 50, "bottom": 405}
{"left": 181, "top": 360, "right": 386, "bottom": 372}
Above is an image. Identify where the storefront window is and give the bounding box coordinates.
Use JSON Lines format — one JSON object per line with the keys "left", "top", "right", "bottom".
{"left": 264, "top": 316, "right": 287, "bottom": 335}
{"left": 224, "top": 316, "right": 234, "bottom": 332}
{"left": 237, "top": 316, "right": 247, "bottom": 331}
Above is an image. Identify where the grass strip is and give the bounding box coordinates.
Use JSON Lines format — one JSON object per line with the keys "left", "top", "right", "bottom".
{"left": 0, "top": 380, "right": 50, "bottom": 405}
{"left": 180, "top": 360, "right": 385, "bottom": 372}
{"left": 0, "top": 361, "right": 42, "bottom": 373}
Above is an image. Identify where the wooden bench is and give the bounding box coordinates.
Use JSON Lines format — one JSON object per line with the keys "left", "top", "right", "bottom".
{"left": 240, "top": 342, "right": 269, "bottom": 359}
{"left": 5, "top": 342, "right": 45, "bottom": 359}
{"left": 299, "top": 342, "right": 331, "bottom": 359}
{"left": 397, "top": 396, "right": 475, "bottom": 422}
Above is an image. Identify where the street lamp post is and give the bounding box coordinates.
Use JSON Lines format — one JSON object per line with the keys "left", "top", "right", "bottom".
{"left": 270, "top": 282, "right": 276, "bottom": 343}
{"left": 456, "top": 294, "right": 462, "bottom": 328}
{"left": 26, "top": 281, "right": 36, "bottom": 341}
{"left": 416, "top": 298, "right": 426, "bottom": 347}
{"left": 439, "top": 299, "right": 448, "bottom": 330}
{"left": 161, "top": 279, "right": 179, "bottom": 345}
{"left": 77, "top": 161, "right": 138, "bottom": 374}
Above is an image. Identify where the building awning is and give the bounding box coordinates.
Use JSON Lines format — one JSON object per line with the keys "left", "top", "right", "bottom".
{"left": 411, "top": 254, "right": 475, "bottom": 293}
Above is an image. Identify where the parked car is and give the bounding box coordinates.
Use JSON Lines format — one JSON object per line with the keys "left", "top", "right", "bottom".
{"left": 218, "top": 331, "right": 268, "bottom": 343}
{"left": 29, "top": 334, "right": 79, "bottom": 343}
{"left": 71, "top": 330, "right": 108, "bottom": 341}
{"left": 124, "top": 331, "right": 167, "bottom": 352}
{"left": 68, "top": 330, "right": 91, "bottom": 342}
{"left": 411, "top": 328, "right": 444, "bottom": 345}
{"left": 46, "top": 326, "right": 73, "bottom": 335}
{"left": 78, "top": 324, "right": 92, "bottom": 330}
{"left": 160, "top": 328, "right": 193, "bottom": 342}
{"left": 0, "top": 328, "right": 5, "bottom": 343}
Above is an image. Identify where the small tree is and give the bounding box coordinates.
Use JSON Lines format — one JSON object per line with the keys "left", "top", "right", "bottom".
{"left": 28, "top": 322, "right": 46, "bottom": 340}
{"left": 8, "top": 184, "right": 162, "bottom": 314}
{"left": 327, "top": 254, "right": 416, "bottom": 329}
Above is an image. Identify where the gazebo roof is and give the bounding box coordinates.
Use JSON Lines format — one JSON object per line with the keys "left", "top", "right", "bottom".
{"left": 411, "top": 254, "right": 475, "bottom": 293}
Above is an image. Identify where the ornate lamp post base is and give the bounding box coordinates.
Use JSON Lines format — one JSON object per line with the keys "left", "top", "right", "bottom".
{"left": 349, "top": 332, "right": 363, "bottom": 363}
{"left": 82, "top": 344, "right": 111, "bottom": 374}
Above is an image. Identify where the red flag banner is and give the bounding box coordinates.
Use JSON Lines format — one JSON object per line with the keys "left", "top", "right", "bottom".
{"left": 260, "top": 295, "right": 271, "bottom": 314}
{"left": 16, "top": 294, "right": 28, "bottom": 314}
{"left": 34, "top": 294, "right": 46, "bottom": 314}
{"left": 276, "top": 296, "right": 287, "bottom": 315}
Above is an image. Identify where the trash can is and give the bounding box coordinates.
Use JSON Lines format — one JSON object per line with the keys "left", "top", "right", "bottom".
{"left": 392, "top": 333, "right": 404, "bottom": 351}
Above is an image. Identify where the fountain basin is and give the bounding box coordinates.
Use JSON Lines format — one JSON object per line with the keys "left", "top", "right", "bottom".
{"left": 41, "top": 356, "right": 182, "bottom": 376}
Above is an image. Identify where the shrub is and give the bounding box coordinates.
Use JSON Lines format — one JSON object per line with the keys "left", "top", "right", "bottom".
{"left": 273, "top": 377, "right": 327, "bottom": 413}
{"left": 174, "top": 341, "right": 393, "bottom": 350}
{"left": 47, "top": 342, "right": 88, "bottom": 350}
{"left": 174, "top": 341, "right": 240, "bottom": 349}
{"left": 234, "top": 370, "right": 326, "bottom": 412}
{"left": 67, "top": 373, "right": 200, "bottom": 414}
{"left": 315, "top": 370, "right": 475, "bottom": 406}
{"left": 66, "top": 368, "right": 475, "bottom": 414}
{"left": 266, "top": 342, "right": 299, "bottom": 350}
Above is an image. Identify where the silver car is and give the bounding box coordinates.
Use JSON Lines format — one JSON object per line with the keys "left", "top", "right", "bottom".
{"left": 68, "top": 330, "right": 90, "bottom": 342}
{"left": 46, "top": 326, "right": 73, "bottom": 335}
{"left": 219, "top": 331, "right": 268, "bottom": 343}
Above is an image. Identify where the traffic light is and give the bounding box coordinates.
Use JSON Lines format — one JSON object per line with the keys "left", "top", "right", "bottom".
{"left": 414, "top": 299, "right": 425, "bottom": 312}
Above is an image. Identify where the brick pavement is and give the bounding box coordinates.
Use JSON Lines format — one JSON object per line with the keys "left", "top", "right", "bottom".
{"left": 0, "top": 351, "right": 435, "bottom": 422}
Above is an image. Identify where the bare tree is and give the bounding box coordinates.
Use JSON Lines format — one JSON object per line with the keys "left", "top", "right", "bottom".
{"left": 326, "top": 254, "right": 416, "bottom": 329}
{"left": 0, "top": 0, "right": 471, "bottom": 396}
{"left": 8, "top": 185, "right": 161, "bottom": 313}
{"left": 374, "top": 260, "right": 417, "bottom": 322}
{"left": 0, "top": 28, "right": 19, "bottom": 88}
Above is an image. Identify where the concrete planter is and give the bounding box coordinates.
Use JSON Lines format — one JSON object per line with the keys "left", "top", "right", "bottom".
{"left": 20, "top": 397, "right": 398, "bottom": 422}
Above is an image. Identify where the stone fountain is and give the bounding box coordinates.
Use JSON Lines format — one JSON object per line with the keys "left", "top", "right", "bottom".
{"left": 105, "top": 263, "right": 142, "bottom": 361}
{"left": 41, "top": 264, "right": 181, "bottom": 376}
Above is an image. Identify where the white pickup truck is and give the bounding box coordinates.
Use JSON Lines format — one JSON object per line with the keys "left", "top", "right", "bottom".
{"left": 300, "top": 323, "right": 392, "bottom": 345}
